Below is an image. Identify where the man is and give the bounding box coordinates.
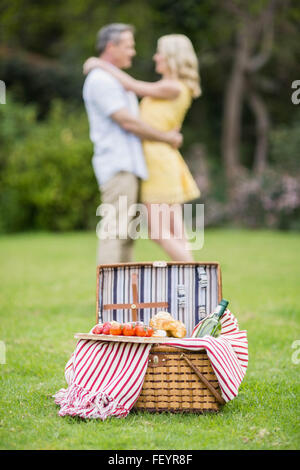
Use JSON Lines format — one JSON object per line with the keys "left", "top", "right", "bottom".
{"left": 83, "top": 23, "right": 182, "bottom": 264}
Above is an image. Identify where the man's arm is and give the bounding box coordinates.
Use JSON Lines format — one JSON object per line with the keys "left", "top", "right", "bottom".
{"left": 111, "top": 108, "right": 183, "bottom": 148}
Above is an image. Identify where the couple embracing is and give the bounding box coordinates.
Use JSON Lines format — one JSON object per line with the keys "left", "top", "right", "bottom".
{"left": 83, "top": 23, "right": 201, "bottom": 265}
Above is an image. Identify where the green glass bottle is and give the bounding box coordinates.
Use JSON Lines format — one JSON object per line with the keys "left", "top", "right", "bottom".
{"left": 192, "top": 299, "right": 229, "bottom": 338}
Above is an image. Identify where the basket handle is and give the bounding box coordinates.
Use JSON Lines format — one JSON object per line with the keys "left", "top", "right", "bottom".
{"left": 180, "top": 353, "right": 225, "bottom": 405}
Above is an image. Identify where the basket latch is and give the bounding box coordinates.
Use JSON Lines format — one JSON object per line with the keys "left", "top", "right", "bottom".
{"left": 148, "top": 354, "right": 166, "bottom": 367}
{"left": 153, "top": 260, "right": 167, "bottom": 267}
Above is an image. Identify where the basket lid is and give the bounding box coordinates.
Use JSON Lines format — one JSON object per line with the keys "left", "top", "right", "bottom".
{"left": 96, "top": 261, "right": 222, "bottom": 337}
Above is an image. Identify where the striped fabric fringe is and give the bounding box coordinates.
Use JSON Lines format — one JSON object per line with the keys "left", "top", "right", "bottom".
{"left": 53, "top": 310, "right": 248, "bottom": 420}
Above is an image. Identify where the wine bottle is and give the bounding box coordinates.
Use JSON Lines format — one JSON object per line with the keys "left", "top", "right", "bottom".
{"left": 192, "top": 299, "right": 229, "bottom": 338}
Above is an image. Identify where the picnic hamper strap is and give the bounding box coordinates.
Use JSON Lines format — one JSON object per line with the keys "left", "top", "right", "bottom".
{"left": 180, "top": 353, "right": 225, "bottom": 405}
{"left": 131, "top": 273, "right": 138, "bottom": 322}
{"left": 102, "top": 272, "right": 168, "bottom": 322}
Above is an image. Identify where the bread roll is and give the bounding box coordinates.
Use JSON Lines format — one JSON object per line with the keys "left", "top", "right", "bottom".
{"left": 149, "top": 311, "right": 173, "bottom": 330}
{"left": 150, "top": 312, "right": 186, "bottom": 338}
{"left": 168, "top": 320, "right": 186, "bottom": 338}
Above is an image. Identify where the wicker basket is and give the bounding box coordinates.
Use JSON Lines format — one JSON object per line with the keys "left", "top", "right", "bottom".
{"left": 134, "top": 345, "right": 225, "bottom": 413}
{"left": 96, "top": 261, "right": 224, "bottom": 413}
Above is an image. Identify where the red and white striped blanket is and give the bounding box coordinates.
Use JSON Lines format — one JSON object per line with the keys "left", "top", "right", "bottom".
{"left": 53, "top": 310, "right": 248, "bottom": 420}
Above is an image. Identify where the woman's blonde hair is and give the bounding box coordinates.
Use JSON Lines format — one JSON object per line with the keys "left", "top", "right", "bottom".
{"left": 157, "top": 34, "right": 201, "bottom": 98}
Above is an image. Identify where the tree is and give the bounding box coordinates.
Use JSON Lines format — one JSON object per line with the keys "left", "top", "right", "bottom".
{"left": 221, "top": 0, "right": 281, "bottom": 200}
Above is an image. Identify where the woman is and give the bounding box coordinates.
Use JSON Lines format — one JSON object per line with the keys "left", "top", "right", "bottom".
{"left": 84, "top": 34, "right": 201, "bottom": 261}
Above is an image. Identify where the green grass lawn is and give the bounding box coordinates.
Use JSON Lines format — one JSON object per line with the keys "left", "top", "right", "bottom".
{"left": 0, "top": 229, "right": 299, "bottom": 450}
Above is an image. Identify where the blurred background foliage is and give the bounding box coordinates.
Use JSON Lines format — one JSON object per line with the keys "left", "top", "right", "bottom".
{"left": 0, "top": 0, "right": 300, "bottom": 232}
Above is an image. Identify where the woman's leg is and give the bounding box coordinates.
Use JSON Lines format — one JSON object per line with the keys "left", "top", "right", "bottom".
{"left": 169, "top": 203, "right": 194, "bottom": 261}
{"left": 145, "top": 202, "right": 194, "bottom": 261}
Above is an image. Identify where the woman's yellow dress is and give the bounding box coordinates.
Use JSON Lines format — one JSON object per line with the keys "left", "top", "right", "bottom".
{"left": 139, "top": 81, "right": 200, "bottom": 204}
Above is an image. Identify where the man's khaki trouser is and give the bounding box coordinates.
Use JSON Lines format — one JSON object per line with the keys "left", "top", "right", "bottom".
{"left": 97, "top": 171, "right": 139, "bottom": 265}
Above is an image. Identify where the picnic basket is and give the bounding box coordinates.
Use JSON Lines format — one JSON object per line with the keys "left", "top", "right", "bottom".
{"left": 96, "top": 261, "right": 225, "bottom": 413}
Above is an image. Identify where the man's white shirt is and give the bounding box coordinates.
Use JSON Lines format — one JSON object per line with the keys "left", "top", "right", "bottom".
{"left": 83, "top": 68, "right": 148, "bottom": 187}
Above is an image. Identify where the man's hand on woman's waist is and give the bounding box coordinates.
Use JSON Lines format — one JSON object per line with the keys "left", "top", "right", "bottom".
{"left": 111, "top": 108, "right": 183, "bottom": 149}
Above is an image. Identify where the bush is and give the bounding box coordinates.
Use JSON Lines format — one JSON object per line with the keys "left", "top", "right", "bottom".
{"left": 0, "top": 99, "right": 99, "bottom": 232}
{"left": 270, "top": 112, "right": 300, "bottom": 175}
{"left": 202, "top": 113, "right": 300, "bottom": 230}
{"left": 227, "top": 169, "right": 300, "bottom": 230}
{"left": 0, "top": 57, "right": 83, "bottom": 118}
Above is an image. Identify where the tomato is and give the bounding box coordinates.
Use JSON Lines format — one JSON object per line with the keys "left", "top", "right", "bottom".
{"left": 92, "top": 324, "right": 103, "bottom": 335}
{"left": 102, "top": 322, "right": 111, "bottom": 335}
{"left": 123, "top": 323, "right": 136, "bottom": 336}
{"left": 110, "top": 322, "right": 123, "bottom": 336}
{"left": 135, "top": 325, "right": 147, "bottom": 337}
{"left": 145, "top": 326, "right": 154, "bottom": 337}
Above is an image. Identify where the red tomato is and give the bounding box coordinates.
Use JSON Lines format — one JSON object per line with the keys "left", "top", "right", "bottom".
{"left": 135, "top": 325, "right": 147, "bottom": 337}
{"left": 145, "top": 326, "right": 154, "bottom": 337}
{"left": 123, "top": 323, "right": 136, "bottom": 336}
{"left": 110, "top": 322, "right": 122, "bottom": 336}
{"left": 102, "top": 322, "right": 111, "bottom": 335}
{"left": 92, "top": 324, "right": 103, "bottom": 335}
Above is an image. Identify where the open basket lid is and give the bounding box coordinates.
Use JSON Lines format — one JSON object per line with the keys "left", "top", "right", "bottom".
{"left": 96, "top": 261, "right": 222, "bottom": 337}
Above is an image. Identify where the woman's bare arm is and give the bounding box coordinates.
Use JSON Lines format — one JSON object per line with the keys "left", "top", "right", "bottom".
{"left": 83, "top": 57, "right": 181, "bottom": 100}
